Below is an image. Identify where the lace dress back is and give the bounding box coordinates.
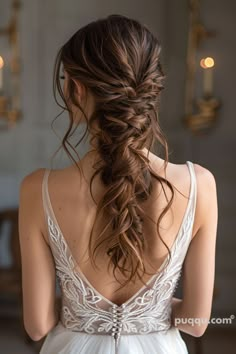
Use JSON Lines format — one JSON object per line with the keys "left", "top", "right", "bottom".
{"left": 39, "top": 161, "right": 197, "bottom": 354}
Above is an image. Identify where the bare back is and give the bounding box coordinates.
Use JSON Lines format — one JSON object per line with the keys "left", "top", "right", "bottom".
{"left": 40, "top": 152, "right": 200, "bottom": 305}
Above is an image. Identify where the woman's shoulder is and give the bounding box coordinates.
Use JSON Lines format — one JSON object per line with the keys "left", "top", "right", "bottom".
{"left": 157, "top": 157, "right": 216, "bottom": 188}
{"left": 20, "top": 168, "right": 47, "bottom": 193}
{"left": 166, "top": 160, "right": 217, "bottom": 239}
{"left": 191, "top": 163, "right": 217, "bottom": 219}
{"left": 191, "top": 162, "right": 216, "bottom": 185}
{"left": 153, "top": 157, "right": 217, "bottom": 212}
{"left": 20, "top": 165, "right": 76, "bottom": 188}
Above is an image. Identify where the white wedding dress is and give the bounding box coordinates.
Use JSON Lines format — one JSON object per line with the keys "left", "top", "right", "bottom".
{"left": 39, "top": 161, "right": 197, "bottom": 354}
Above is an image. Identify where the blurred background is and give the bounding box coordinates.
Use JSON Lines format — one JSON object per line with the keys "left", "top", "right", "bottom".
{"left": 0, "top": 0, "right": 235, "bottom": 353}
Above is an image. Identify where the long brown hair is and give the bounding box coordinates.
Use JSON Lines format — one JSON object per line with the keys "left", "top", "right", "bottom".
{"left": 52, "top": 14, "right": 175, "bottom": 291}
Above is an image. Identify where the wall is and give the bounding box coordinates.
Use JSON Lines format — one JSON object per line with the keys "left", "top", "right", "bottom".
{"left": 162, "top": 0, "right": 236, "bottom": 317}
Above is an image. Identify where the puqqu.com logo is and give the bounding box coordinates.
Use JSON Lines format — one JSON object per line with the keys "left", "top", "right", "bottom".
{"left": 174, "top": 315, "right": 235, "bottom": 326}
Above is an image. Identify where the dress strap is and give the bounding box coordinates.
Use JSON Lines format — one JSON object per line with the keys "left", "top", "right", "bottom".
{"left": 186, "top": 161, "right": 197, "bottom": 214}
{"left": 185, "top": 161, "right": 197, "bottom": 244}
{"left": 42, "top": 168, "right": 52, "bottom": 231}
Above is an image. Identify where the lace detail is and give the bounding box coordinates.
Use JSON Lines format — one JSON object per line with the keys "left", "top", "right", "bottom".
{"left": 42, "top": 161, "right": 197, "bottom": 346}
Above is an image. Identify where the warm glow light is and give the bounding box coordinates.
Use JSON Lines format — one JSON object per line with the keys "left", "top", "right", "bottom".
{"left": 200, "top": 59, "right": 206, "bottom": 68}
{"left": 205, "top": 57, "right": 214, "bottom": 68}
{"left": 0, "top": 56, "right": 4, "bottom": 69}
{"left": 200, "top": 57, "right": 215, "bottom": 69}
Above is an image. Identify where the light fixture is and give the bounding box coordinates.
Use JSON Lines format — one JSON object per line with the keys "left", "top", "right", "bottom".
{"left": 0, "top": 0, "right": 22, "bottom": 130}
{"left": 184, "top": 0, "right": 220, "bottom": 135}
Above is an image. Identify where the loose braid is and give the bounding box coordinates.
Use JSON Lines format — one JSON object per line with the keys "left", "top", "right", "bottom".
{"left": 52, "top": 14, "right": 175, "bottom": 291}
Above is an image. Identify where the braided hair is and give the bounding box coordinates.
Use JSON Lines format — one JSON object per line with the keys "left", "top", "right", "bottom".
{"left": 53, "top": 14, "right": 174, "bottom": 291}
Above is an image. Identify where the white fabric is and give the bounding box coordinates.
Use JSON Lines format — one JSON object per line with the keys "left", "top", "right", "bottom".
{"left": 39, "top": 161, "right": 197, "bottom": 354}
{"left": 41, "top": 322, "right": 188, "bottom": 354}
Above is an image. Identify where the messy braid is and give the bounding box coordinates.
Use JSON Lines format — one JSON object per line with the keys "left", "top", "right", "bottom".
{"left": 52, "top": 14, "right": 174, "bottom": 291}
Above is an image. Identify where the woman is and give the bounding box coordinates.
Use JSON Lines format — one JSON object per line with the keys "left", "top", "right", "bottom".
{"left": 19, "top": 14, "right": 218, "bottom": 354}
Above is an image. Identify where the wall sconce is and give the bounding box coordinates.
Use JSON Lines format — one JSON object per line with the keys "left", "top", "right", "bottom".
{"left": 184, "top": 0, "right": 221, "bottom": 135}
{"left": 0, "top": 0, "right": 22, "bottom": 130}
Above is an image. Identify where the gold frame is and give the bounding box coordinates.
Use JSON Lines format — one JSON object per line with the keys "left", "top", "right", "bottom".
{"left": 0, "top": 0, "right": 22, "bottom": 130}
{"left": 184, "top": 0, "right": 220, "bottom": 134}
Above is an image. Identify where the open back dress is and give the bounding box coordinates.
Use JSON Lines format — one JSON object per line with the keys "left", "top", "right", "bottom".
{"left": 39, "top": 160, "right": 197, "bottom": 354}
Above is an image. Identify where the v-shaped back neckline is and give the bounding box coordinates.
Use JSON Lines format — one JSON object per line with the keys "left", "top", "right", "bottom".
{"left": 43, "top": 160, "right": 195, "bottom": 308}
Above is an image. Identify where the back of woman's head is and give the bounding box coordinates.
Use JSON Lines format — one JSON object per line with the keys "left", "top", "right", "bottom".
{"left": 53, "top": 14, "right": 174, "bottom": 290}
